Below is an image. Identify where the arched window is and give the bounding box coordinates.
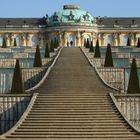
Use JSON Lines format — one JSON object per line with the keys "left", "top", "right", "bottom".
{"left": 122, "top": 35, "right": 128, "bottom": 46}
{"left": 31, "top": 36, "right": 38, "bottom": 47}
{"left": 84, "top": 35, "right": 91, "bottom": 43}
{"left": 106, "top": 35, "right": 113, "bottom": 46}
{"left": 16, "top": 36, "right": 20, "bottom": 46}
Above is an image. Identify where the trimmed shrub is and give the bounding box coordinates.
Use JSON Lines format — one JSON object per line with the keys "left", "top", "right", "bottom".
{"left": 44, "top": 43, "right": 50, "bottom": 58}
{"left": 127, "top": 37, "right": 130, "bottom": 46}
{"left": 33, "top": 45, "right": 42, "bottom": 67}
{"left": 94, "top": 39, "right": 101, "bottom": 58}
{"left": 56, "top": 39, "right": 59, "bottom": 47}
{"left": 54, "top": 38, "right": 57, "bottom": 48}
{"left": 2, "top": 38, "right": 7, "bottom": 48}
{"left": 50, "top": 40, "right": 54, "bottom": 52}
{"left": 104, "top": 43, "right": 114, "bottom": 67}
{"left": 11, "top": 59, "right": 24, "bottom": 94}
{"left": 84, "top": 39, "right": 86, "bottom": 47}
{"left": 89, "top": 41, "right": 94, "bottom": 52}
{"left": 14, "top": 38, "right": 17, "bottom": 46}
{"left": 86, "top": 38, "right": 90, "bottom": 48}
{"left": 127, "top": 58, "right": 140, "bottom": 93}
{"left": 137, "top": 38, "right": 140, "bottom": 48}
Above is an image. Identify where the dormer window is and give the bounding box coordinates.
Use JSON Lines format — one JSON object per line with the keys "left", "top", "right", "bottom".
{"left": 68, "top": 11, "right": 74, "bottom": 20}
{"left": 53, "top": 12, "right": 58, "bottom": 21}
{"left": 84, "top": 12, "right": 90, "bottom": 21}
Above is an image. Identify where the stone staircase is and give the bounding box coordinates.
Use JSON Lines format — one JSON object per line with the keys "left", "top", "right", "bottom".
{"left": 5, "top": 47, "right": 140, "bottom": 140}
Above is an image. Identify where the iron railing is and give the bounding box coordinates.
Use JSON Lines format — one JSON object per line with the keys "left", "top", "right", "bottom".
{"left": 0, "top": 94, "right": 31, "bottom": 134}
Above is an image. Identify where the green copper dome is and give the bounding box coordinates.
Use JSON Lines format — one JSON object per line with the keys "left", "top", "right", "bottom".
{"left": 49, "top": 5, "right": 94, "bottom": 25}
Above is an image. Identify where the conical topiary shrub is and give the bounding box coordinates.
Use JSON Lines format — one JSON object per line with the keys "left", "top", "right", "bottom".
{"left": 33, "top": 45, "right": 42, "bottom": 67}
{"left": 11, "top": 59, "right": 24, "bottom": 94}
{"left": 86, "top": 38, "right": 90, "bottom": 48}
{"left": 127, "top": 58, "right": 140, "bottom": 94}
{"left": 127, "top": 37, "right": 130, "bottom": 46}
{"left": 137, "top": 38, "right": 140, "bottom": 48}
{"left": 56, "top": 39, "right": 59, "bottom": 47}
{"left": 2, "top": 38, "right": 7, "bottom": 48}
{"left": 44, "top": 43, "right": 50, "bottom": 58}
{"left": 104, "top": 43, "right": 114, "bottom": 67}
{"left": 94, "top": 39, "right": 101, "bottom": 58}
{"left": 89, "top": 41, "right": 94, "bottom": 52}
{"left": 54, "top": 38, "right": 57, "bottom": 48}
{"left": 50, "top": 40, "right": 54, "bottom": 52}
{"left": 84, "top": 39, "right": 86, "bottom": 47}
{"left": 14, "top": 38, "right": 17, "bottom": 46}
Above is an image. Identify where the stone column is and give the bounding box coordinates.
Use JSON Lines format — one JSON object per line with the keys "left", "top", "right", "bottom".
{"left": 98, "top": 33, "right": 104, "bottom": 46}
{"left": 135, "top": 33, "right": 140, "bottom": 46}
{"left": 5, "top": 33, "right": 11, "bottom": 47}
{"left": 58, "top": 32, "right": 62, "bottom": 46}
{"left": 63, "top": 32, "right": 67, "bottom": 47}
{"left": 92, "top": 32, "right": 97, "bottom": 46}
{"left": 113, "top": 33, "right": 119, "bottom": 46}
{"left": 129, "top": 33, "right": 135, "bottom": 46}
{"left": 11, "top": 34, "right": 15, "bottom": 46}
{"left": 22, "top": 33, "right": 27, "bottom": 47}
{"left": 76, "top": 32, "right": 81, "bottom": 47}
{"left": 118, "top": 33, "right": 122, "bottom": 46}
{"left": 38, "top": 33, "right": 44, "bottom": 47}
{"left": 27, "top": 34, "right": 32, "bottom": 47}
{"left": 81, "top": 33, "right": 85, "bottom": 47}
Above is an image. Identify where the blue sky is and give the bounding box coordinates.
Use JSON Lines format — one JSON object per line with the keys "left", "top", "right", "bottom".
{"left": 0, "top": 0, "right": 140, "bottom": 18}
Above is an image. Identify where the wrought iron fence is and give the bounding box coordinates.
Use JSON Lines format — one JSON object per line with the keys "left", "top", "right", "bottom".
{"left": 0, "top": 94, "right": 31, "bottom": 134}
{"left": 23, "top": 68, "right": 47, "bottom": 90}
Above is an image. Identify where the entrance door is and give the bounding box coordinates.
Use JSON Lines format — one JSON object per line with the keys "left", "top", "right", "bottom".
{"left": 68, "top": 34, "right": 75, "bottom": 47}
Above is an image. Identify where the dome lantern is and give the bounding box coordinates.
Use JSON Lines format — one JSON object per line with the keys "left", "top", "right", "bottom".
{"left": 63, "top": 5, "right": 80, "bottom": 10}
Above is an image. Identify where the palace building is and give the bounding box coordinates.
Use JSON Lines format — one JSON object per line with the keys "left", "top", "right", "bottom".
{"left": 0, "top": 5, "right": 140, "bottom": 47}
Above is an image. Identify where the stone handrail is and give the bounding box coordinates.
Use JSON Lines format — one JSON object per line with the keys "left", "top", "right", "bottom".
{"left": 0, "top": 48, "right": 61, "bottom": 136}
{"left": 80, "top": 47, "right": 118, "bottom": 93}
{"left": 26, "top": 47, "right": 62, "bottom": 92}
{"left": 81, "top": 47, "right": 140, "bottom": 134}
{"left": 0, "top": 48, "right": 60, "bottom": 94}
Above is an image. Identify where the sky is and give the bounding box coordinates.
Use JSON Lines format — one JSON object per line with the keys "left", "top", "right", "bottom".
{"left": 0, "top": 0, "right": 140, "bottom": 18}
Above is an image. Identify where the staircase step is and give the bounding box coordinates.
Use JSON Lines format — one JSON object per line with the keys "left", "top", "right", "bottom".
{"left": 7, "top": 134, "right": 140, "bottom": 138}
{"left": 18, "top": 125, "right": 130, "bottom": 129}
{"left": 5, "top": 47, "right": 140, "bottom": 140}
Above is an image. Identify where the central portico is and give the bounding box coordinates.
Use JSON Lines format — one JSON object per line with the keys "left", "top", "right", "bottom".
{"left": 47, "top": 5, "right": 94, "bottom": 47}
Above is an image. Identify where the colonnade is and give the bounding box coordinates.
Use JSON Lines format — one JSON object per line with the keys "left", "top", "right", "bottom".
{"left": 0, "top": 31, "right": 139, "bottom": 47}
{"left": 50, "top": 31, "right": 140, "bottom": 47}
{"left": 0, "top": 33, "right": 46, "bottom": 47}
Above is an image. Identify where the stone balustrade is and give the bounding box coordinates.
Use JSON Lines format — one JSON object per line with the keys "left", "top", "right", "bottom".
{"left": 115, "top": 94, "right": 140, "bottom": 130}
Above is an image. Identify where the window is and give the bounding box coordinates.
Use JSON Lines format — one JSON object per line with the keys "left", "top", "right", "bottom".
{"left": 31, "top": 36, "right": 38, "bottom": 47}
{"left": 106, "top": 35, "right": 113, "bottom": 46}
